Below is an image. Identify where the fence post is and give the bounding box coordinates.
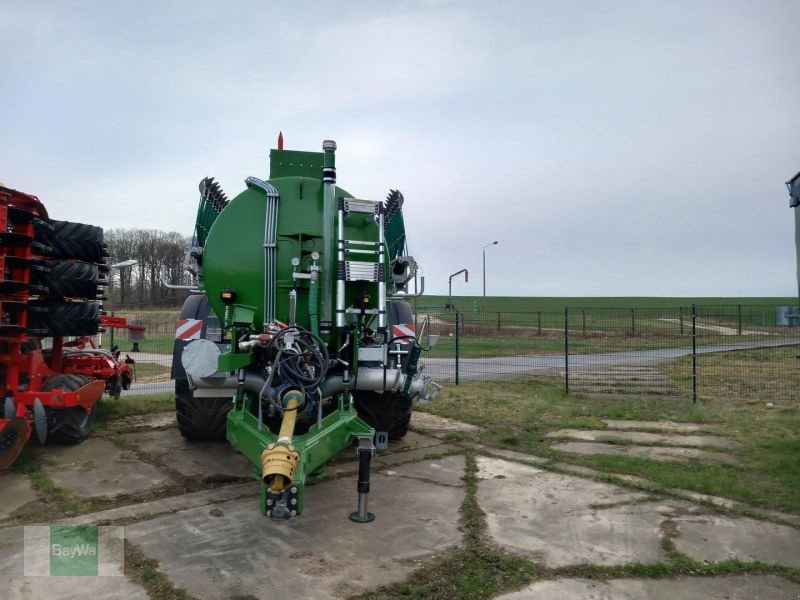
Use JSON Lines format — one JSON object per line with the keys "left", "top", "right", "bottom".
{"left": 737, "top": 304, "right": 742, "bottom": 335}
{"left": 497, "top": 312, "right": 501, "bottom": 332}
{"left": 631, "top": 308, "right": 635, "bottom": 334}
{"left": 691, "top": 304, "right": 697, "bottom": 403}
{"left": 455, "top": 310, "right": 460, "bottom": 386}
{"left": 564, "top": 306, "right": 569, "bottom": 394}
{"left": 109, "top": 310, "right": 115, "bottom": 349}
{"left": 582, "top": 309, "right": 586, "bottom": 335}
{"left": 537, "top": 310, "right": 542, "bottom": 334}
{"left": 679, "top": 306, "right": 684, "bottom": 336}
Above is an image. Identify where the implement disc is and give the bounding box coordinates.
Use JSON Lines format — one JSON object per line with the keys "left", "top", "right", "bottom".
{"left": 0, "top": 419, "right": 28, "bottom": 469}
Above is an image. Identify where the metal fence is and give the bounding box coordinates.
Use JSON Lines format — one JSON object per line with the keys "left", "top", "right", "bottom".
{"left": 106, "top": 304, "right": 800, "bottom": 404}
{"left": 417, "top": 304, "right": 800, "bottom": 403}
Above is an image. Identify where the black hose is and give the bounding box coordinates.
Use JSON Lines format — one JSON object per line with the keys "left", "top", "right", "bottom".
{"left": 267, "top": 327, "right": 329, "bottom": 389}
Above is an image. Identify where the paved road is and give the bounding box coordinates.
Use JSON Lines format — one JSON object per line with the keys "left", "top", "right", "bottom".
{"left": 426, "top": 337, "right": 800, "bottom": 382}
{"left": 125, "top": 338, "right": 799, "bottom": 394}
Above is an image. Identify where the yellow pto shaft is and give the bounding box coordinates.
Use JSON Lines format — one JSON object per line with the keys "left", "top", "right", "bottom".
{"left": 260, "top": 389, "right": 302, "bottom": 492}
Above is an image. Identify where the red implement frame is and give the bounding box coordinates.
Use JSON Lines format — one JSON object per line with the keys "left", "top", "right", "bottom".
{"left": 0, "top": 186, "right": 106, "bottom": 469}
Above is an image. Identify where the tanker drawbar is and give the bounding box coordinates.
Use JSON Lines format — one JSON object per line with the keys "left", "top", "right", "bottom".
{"left": 173, "top": 136, "right": 440, "bottom": 521}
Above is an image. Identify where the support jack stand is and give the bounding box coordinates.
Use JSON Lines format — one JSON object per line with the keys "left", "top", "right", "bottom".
{"left": 349, "top": 437, "right": 375, "bottom": 523}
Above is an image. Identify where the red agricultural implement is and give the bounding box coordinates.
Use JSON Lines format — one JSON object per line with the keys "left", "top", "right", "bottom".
{"left": 0, "top": 185, "right": 115, "bottom": 469}
{"left": 62, "top": 314, "right": 137, "bottom": 399}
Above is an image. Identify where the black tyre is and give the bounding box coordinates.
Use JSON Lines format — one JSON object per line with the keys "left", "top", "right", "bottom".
{"left": 46, "top": 260, "right": 99, "bottom": 299}
{"left": 175, "top": 378, "right": 231, "bottom": 441}
{"left": 28, "top": 301, "right": 100, "bottom": 336}
{"left": 46, "top": 220, "right": 104, "bottom": 263}
{"left": 108, "top": 376, "right": 123, "bottom": 399}
{"left": 42, "top": 374, "right": 96, "bottom": 444}
{"left": 353, "top": 391, "right": 413, "bottom": 440}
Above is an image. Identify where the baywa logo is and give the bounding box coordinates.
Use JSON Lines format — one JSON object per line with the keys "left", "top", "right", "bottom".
{"left": 24, "top": 525, "right": 125, "bottom": 577}
{"left": 52, "top": 542, "right": 98, "bottom": 557}
{"left": 50, "top": 526, "right": 99, "bottom": 576}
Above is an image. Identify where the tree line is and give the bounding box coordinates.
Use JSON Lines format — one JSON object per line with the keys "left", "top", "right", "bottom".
{"left": 104, "top": 228, "right": 191, "bottom": 306}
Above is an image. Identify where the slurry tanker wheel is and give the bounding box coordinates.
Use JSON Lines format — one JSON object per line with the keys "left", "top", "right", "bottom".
{"left": 353, "top": 391, "right": 413, "bottom": 440}
{"left": 175, "top": 379, "right": 230, "bottom": 441}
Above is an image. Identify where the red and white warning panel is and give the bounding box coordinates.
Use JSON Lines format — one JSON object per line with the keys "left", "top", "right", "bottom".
{"left": 391, "top": 323, "right": 416, "bottom": 339}
{"left": 175, "top": 319, "right": 203, "bottom": 340}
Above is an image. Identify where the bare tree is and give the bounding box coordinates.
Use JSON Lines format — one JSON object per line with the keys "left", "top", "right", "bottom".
{"left": 105, "top": 228, "right": 138, "bottom": 304}
{"left": 105, "top": 228, "right": 189, "bottom": 306}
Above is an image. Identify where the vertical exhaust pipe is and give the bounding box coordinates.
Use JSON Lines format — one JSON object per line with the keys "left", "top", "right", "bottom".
{"left": 321, "top": 140, "right": 337, "bottom": 337}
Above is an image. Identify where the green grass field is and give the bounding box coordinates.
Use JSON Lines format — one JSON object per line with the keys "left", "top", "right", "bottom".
{"left": 107, "top": 296, "right": 799, "bottom": 359}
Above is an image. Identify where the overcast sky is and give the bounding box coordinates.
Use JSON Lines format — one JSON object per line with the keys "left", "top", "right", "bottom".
{"left": 2, "top": 0, "right": 799, "bottom": 297}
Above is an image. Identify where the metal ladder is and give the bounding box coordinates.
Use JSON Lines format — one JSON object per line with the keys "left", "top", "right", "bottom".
{"left": 335, "top": 197, "right": 386, "bottom": 332}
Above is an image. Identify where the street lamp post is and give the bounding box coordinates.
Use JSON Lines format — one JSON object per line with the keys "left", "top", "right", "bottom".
{"left": 482, "top": 241, "right": 498, "bottom": 304}
{"left": 447, "top": 269, "right": 469, "bottom": 312}
{"left": 787, "top": 170, "right": 800, "bottom": 305}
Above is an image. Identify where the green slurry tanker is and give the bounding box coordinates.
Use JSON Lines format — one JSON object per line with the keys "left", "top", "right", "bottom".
{"left": 171, "top": 136, "right": 440, "bottom": 522}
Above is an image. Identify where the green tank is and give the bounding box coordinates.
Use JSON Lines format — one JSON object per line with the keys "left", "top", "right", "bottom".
{"left": 203, "top": 145, "right": 376, "bottom": 340}
{"left": 173, "top": 137, "right": 439, "bottom": 522}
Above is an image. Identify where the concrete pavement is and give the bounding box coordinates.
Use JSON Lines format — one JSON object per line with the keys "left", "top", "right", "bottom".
{"left": 1, "top": 411, "right": 799, "bottom": 599}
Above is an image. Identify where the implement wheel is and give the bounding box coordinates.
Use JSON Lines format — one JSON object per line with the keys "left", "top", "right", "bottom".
{"left": 42, "top": 374, "right": 96, "bottom": 444}
{"left": 46, "top": 260, "right": 99, "bottom": 299}
{"left": 28, "top": 301, "right": 100, "bottom": 337}
{"left": 44, "top": 221, "right": 105, "bottom": 263}
{"left": 109, "top": 376, "right": 123, "bottom": 400}
{"left": 0, "top": 419, "right": 28, "bottom": 469}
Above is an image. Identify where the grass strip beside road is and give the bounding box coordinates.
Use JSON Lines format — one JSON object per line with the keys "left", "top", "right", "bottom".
{"left": 94, "top": 393, "right": 175, "bottom": 422}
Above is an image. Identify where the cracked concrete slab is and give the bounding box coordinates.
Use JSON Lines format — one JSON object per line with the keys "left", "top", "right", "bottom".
{"left": 55, "top": 482, "right": 260, "bottom": 526}
{"left": 496, "top": 574, "right": 800, "bottom": 599}
{"left": 546, "top": 428, "right": 739, "bottom": 449}
{"left": 673, "top": 514, "right": 800, "bottom": 567}
{"left": 603, "top": 419, "right": 712, "bottom": 433}
{"left": 374, "top": 443, "right": 458, "bottom": 467}
{"left": 103, "top": 411, "right": 177, "bottom": 432}
{"left": 125, "top": 472, "right": 464, "bottom": 600}
{"left": 411, "top": 411, "right": 480, "bottom": 434}
{"left": 476, "top": 457, "right": 669, "bottom": 566}
{"left": 466, "top": 443, "right": 551, "bottom": 466}
{"left": 0, "top": 525, "right": 149, "bottom": 599}
{"left": 33, "top": 438, "right": 173, "bottom": 499}
{"left": 551, "top": 441, "right": 739, "bottom": 464}
{"left": 121, "top": 429, "right": 253, "bottom": 481}
{"left": 551, "top": 462, "right": 656, "bottom": 487}
{"left": 385, "top": 430, "right": 445, "bottom": 452}
{"left": 0, "top": 473, "right": 42, "bottom": 521}
{"left": 668, "top": 489, "right": 739, "bottom": 510}
{"left": 294, "top": 431, "right": 444, "bottom": 477}
{"left": 383, "top": 454, "right": 465, "bottom": 487}
{"left": 325, "top": 432, "right": 431, "bottom": 467}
